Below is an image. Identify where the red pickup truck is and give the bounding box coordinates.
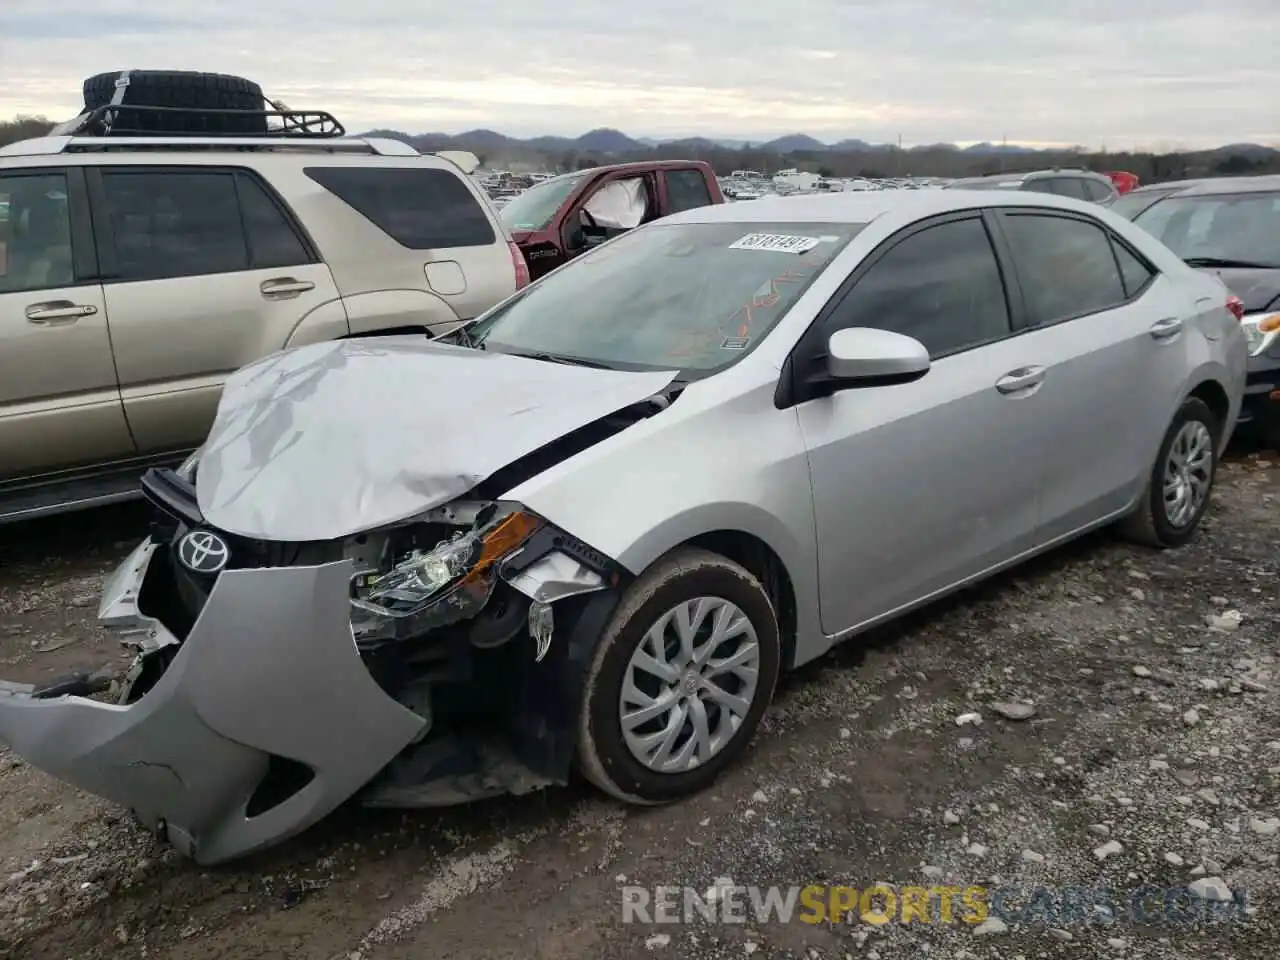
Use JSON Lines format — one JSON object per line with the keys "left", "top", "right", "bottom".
{"left": 499, "top": 160, "right": 725, "bottom": 280}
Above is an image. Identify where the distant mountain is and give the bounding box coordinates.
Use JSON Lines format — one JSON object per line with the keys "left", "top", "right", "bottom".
{"left": 757, "top": 133, "right": 831, "bottom": 153}
{"left": 356, "top": 126, "right": 1279, "bottom": 160}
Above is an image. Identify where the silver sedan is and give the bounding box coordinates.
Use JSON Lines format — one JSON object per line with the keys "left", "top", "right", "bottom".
{"left": 0, "top": 189, "right": 1248, "bottom": 863}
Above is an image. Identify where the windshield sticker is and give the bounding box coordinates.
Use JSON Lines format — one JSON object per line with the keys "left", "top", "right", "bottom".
{"left": 721, "top": 336, "right": 750, "bottom": 350}
{"left": 729, "top": 233, "right": 822, "bottom": 254}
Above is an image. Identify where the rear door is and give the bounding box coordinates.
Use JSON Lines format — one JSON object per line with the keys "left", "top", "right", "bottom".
{"left": 795, "top": 213, "right": 1046, "bottom": 632}
{"left": 89, "top": 165, "right": 339, "bottom": 454}
{"left": 991, "top": 208, "right": 1191, "bottom": 542}
{"left": 0, "top": 167, "right": 134, "bottom": 480}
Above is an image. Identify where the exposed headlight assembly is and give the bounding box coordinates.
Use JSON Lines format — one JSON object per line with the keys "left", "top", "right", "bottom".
{"left": 1242, "top": 313, "right": 1280, "bottom": 357}
{"left": 350, "top": 504, "right": 541, "bottom": 641}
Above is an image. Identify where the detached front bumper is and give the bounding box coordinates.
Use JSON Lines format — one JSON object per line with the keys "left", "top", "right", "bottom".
{"left": 0, "top": 541, "right": 425, "bottom": 865}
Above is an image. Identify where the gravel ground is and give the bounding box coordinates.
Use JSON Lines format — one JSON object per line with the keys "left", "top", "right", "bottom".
{"left": 0, "top": 453, "right": 1276, "bottom": 960}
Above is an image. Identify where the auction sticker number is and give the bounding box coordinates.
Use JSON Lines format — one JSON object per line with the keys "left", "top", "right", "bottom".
{"left": 729, "top": 233, "right": 822, "bottom": 253}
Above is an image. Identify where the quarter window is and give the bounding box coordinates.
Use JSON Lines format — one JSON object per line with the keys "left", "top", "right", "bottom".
{"left": 235, "top": 174, "right": 310, "bottom": 269}
{"left": 0, "top": 172, "right": 76, "bottom": 294}
{"left": 829, "top": 217, "right": 1011, "bottom": 357}
{"left": 101, "top": 170, "right": 248, "bottom": 281}
{"left": 1113, "top": 240, "right": 1155, "bottom": 298}
{"left": 1000, "top": 213, "right": 1125, "bottom": 326}
{"left": 305, "top": 166, "right": 496, "bottom": 249}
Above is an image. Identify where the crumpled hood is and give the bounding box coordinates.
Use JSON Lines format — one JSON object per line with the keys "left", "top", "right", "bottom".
{"left": 195, "top": 338, "right": 676, "bottom": 541}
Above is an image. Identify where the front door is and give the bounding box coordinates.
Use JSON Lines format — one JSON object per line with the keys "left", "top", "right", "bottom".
{"left": 0, "top": 167, "right": 134, "bottom": 481}
{"left": 796, "top": 214, "right": 1046, "bottom": 633}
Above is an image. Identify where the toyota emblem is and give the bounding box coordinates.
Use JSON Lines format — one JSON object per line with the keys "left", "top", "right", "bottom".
{"left": 176, "top": 530, "right": 230, "bottom": 575}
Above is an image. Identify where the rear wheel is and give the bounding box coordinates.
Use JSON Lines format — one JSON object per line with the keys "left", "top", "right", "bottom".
{"left": 1118, "top": 397, "right": 1219, "bottom": 548}
{"left": 577, "top": 548, "right": 780, "bottom": 804}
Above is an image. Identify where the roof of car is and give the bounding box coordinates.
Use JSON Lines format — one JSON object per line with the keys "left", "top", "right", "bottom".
{"left": 667, "top": 188, "right": 1103, "bottom": 225}
{"left": 1166, "top": 174, "right": 1280, "bottom": 197}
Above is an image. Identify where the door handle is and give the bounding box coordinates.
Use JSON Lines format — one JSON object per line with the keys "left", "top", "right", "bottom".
{"left": 25, "top": 301, "right": 98, "bottom": 325}
{"left": 1150, "top": 317, "right": 1183, "bottom": 340}
{"left": 260, "top": 277, "right": 315, "bottom": 299}
{"left": 995, "top": 365, "right": 1047, "bottom": 395}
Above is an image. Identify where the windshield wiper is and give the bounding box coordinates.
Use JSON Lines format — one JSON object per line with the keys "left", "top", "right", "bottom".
{"left": 1183, "top": 256, "right": 1280, "bottom": 270}
{"left": 513, "top": 351, "right": 613, "bottom": 369}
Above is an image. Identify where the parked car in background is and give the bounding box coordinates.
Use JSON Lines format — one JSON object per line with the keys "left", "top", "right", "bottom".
{"left": 1129, "top": 175, "right": 1280, "bottom": 445}
{"left": 944, "top": 168, "right": 1118, "bottom": 205}
{"left": 500, "top": 160, "right": 725, "bottom": 280}
{"left": 0, "top": 188, "right": 1244, "bottom": 865}
{"left": 1104, "top": 170, "right": 1140, "bottom": 194}
{"left": 1109, "top": 179, "right": 1218, "bottom": 221}
{"left": 0, "top": 89, "right": 524, "bottom": 523}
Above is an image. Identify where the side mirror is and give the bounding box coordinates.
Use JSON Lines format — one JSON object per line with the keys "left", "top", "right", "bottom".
{"left": 826, "top": 327, "right": 930, "bottom": 385}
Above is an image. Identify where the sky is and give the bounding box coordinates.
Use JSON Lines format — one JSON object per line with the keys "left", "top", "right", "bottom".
{"left": 1, "top": 0, "right": 1278, "bottom": 151}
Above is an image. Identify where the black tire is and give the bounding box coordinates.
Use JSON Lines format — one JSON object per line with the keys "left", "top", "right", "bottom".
{"left": 576, "top": 547, "right": 781, "bottom": 804}
{"left": 1117, "top": 397, "right": 1220, "bottom": 548}
{"left": 82, "top": 70, "right": 267, "bottom": 135}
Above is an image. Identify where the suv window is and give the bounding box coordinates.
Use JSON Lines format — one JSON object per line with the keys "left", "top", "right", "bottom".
{"left": 234, "top": 173, "right": 311, "bottom": 269}
{"left": 666, "top": 169, "right": 713, "bottom": 214}
{"left": 0, "top": 172, "right": 75, "bottom": 294}
{"left": 305, "top": 167, "right": 495, "bottom": 249}
{"left": 1047, "top": 177, "right": 1089, "bottom": 200}
{"left": 101, "top": 170, "right": 248, "bottom": 281}
{"left": 1082, "top": 178, "right": 1113, "bottom": 203}
{"left": 1000, "top": 213, "right": 1126, "bottom": 325}
{"left": 1022, "top": 179, "right": 1055, "bottom": 194}
{"left": 830, "top": 217, "right": 1011, "bottom": 357}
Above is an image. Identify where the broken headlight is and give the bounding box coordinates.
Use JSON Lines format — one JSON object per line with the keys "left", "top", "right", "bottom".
{"left": 353, "top": 504, "right": 541, "bottom": 621}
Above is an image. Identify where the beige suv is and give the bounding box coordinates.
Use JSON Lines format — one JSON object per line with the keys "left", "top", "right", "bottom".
{"left": 0, "top": 125, "right": 526, "bottom": 522}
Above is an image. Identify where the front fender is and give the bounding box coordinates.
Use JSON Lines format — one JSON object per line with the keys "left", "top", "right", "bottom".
{"left": 508, "top": 376, "right": 824, "bottom": 665}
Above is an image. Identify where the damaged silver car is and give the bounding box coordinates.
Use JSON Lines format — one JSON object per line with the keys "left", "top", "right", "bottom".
{"left": 0, "top": 190, "right": 1246, "bottom": 864}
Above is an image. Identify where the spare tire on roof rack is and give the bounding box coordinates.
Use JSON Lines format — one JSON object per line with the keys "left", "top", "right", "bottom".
{"left": 80, "top": 70, "right": 269, "bottom": 135}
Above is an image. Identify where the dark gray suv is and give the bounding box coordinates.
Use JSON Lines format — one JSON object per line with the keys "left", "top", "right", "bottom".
{"left": 945, "top": 168, "right": 1118, "bottom": 205}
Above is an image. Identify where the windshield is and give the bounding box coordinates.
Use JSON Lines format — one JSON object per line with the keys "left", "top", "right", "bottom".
{"left": 499, "top": 173, "right": 588, "bottom": 231}
{"left": 1133, "top": 191, "right": 1280, "bottom": 267}
{"left": 468, "top": 220, "right": 865, "bottom": 375}
{"left": 1109, "top": 189, "right": 1175, "bottom": 220}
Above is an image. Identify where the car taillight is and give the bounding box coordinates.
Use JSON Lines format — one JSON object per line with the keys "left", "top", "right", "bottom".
{"left": 1226, "top": 294, "right": 1244, "bottom": 320}
{"left": 509, "top": 241, "right": 530, "bottom": 290}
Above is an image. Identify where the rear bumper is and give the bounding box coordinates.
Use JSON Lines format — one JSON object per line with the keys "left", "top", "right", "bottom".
{"left": 1236, "top": 357, "right": 1279, "bottom": 438}
{"left": 0, "top": 541, "right": 425, "bottom": 865}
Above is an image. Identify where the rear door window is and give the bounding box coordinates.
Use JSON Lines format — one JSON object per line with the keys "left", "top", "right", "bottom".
{"left": 305, "top": 166, "right": 496, "bottom": 249}
{"left": 665, "top": 169, "right": 714, "bottom": 214}
{"left": 1082, "top": 178, "right": 1114, "bottom": 203}
{"left": 999, "top": 212, "right": 1126, "bottom": 325}
{"left": 1047, "top": 178, "right": 1090, "bottom": 200}
{"left": 100, "top": 170, "right": 248, "bottom": 281}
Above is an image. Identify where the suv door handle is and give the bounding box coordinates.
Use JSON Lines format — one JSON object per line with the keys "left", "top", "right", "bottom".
{"left": 1150, "top": 316, "right": 1183, "bottom": 340}
{"left": 260, "top": 277, "right": 315, "bottom": 299}
{"left": 995, "top": 366, "right": 1047, "bottom": 395}
{"left": 25, "top": 301, "right": 98, "bottom": 325}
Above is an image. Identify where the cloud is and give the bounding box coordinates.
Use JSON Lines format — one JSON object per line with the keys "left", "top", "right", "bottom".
{"left": 1, "top": 0, "right": 1276, "bottom": 148}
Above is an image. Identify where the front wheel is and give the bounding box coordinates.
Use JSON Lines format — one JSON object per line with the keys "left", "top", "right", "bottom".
{"left": 1118, "top": 397, "right": 1220, "bottom": 548}
{"left": 576, "top": 547, "right": 781, "bottom": 804}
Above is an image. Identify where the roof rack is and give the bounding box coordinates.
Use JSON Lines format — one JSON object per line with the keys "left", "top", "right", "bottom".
{"left": 72, "top": 103, "right": 346, "bottom": 138}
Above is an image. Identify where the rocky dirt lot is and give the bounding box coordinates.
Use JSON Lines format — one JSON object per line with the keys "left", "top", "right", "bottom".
{"left": 0, "top": 454, "right": 1277, "bottom": 960}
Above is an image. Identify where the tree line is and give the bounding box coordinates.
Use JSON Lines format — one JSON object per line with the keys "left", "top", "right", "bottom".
{"left": 5, "top": 114, "right": 1277, "bottom": 184}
